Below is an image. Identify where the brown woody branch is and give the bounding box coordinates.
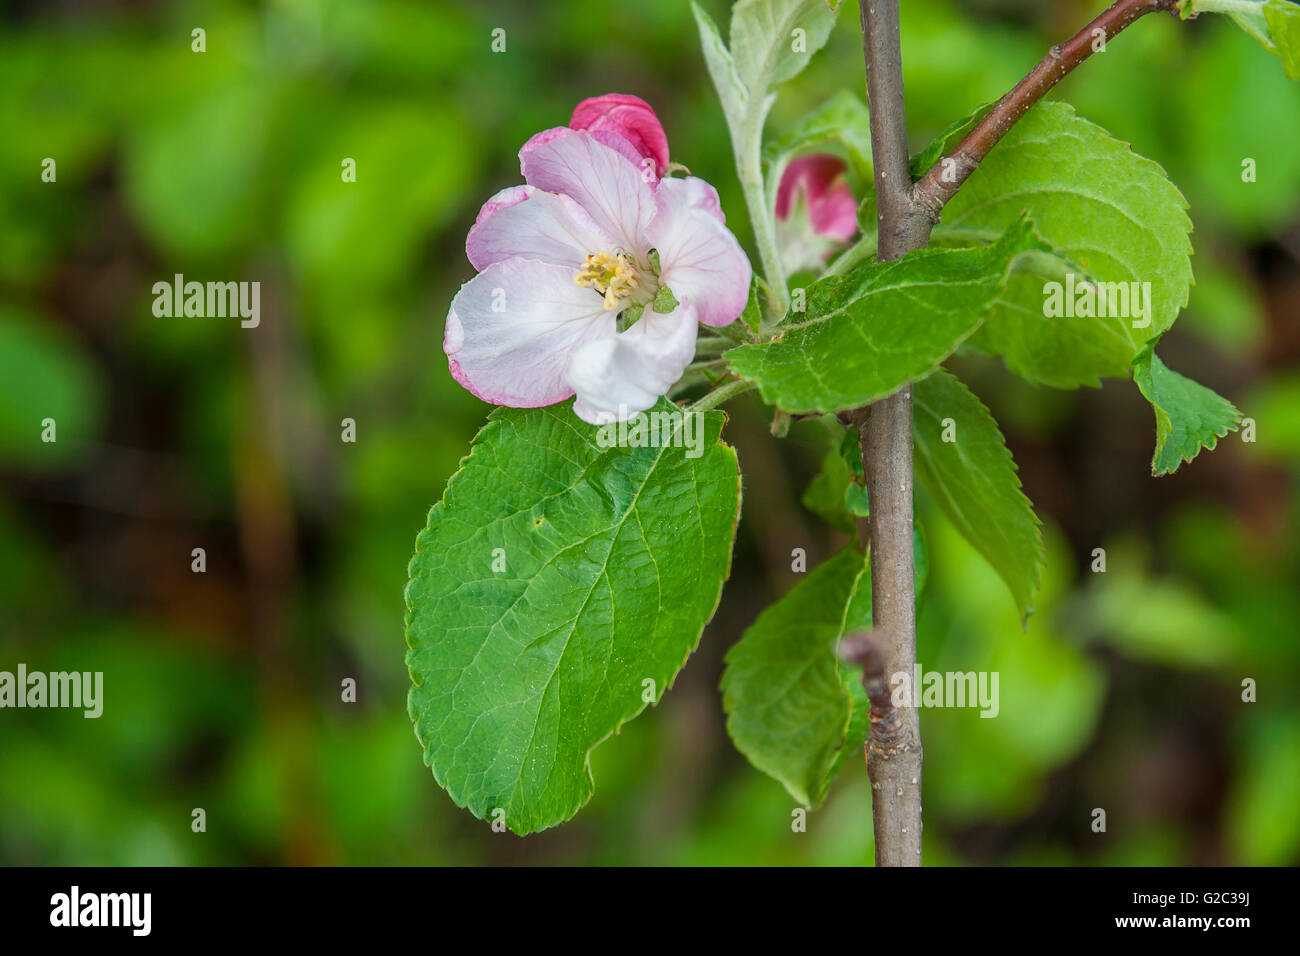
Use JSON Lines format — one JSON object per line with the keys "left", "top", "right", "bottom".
{"left": 841, "top": 633, "right": 906, "bottom": 741}
{"left": 852, "top": 0, "right": 1182, "bottom": 867}
{"left": 911, "top": 0, "right": 1180, "bottom": 223}
{"left": 856, "top": 0, "right": 924, "bottom": 868}
{"left": 840, "top": 630, "right": 922, "bottom": 863}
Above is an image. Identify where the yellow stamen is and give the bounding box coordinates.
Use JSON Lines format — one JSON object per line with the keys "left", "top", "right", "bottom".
{"left": 575, "top": 251, "right": 641, "bottom": 310}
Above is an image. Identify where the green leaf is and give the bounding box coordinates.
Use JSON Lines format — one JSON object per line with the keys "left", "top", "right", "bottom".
{"left": 405, "top": 400, "right": 741, "bottom": 834}
{"left": 935, "top": 102, "right": 1193, "bottom": 388}
{"left": 803, "top": 454, "right": 853, "bottom": 533}
{"left": 913, "top": 368, "right": 1043, "bottom": 620}
{"left": 764, "top": 89, "right": 873, "bottom": 183}
{"left": 725, "top": 216, "right": 1048, "bottom": 414}
{"left": 693, "top": 1, "right": 842, "bottom": 174}
{"left": 740, "top": 280, "right": 763, "bottom": 335}
{"left": 721, "top": 546, "right": 872, "bottom": 808}
{"left": 1265, "top": 0, "right": 1300, "bottom": 79}
{"left": 724, "top": 526, "right": 930, "bottom": 806}
{"left": 908, "top": 101, "right": 993, "bottom": 179}
{"left": 801, "top": 426, "right": 867, "bottom": 533}
{"left": 730, "top": 0, "right": 842, "bottom": 95}
{"left": 828, "top": 523, "right": 929, "bottom": 784}
{"left": 691, "top": 2, "right": 749, "bottom": 131}
{"left": 1132, "top": 343, "right": 1242, "bottom": 475}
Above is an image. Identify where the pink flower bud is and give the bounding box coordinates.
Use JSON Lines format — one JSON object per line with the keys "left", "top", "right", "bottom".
{"left": 570, "top": 93, "right": 670, "bottom": 179}
{"left": 775, "top": 155, "right": 858, "bottom": 241}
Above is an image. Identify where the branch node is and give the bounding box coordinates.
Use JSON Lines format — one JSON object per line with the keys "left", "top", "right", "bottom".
{"left": 840, "top": 630, "right": 919, "bottom": 756}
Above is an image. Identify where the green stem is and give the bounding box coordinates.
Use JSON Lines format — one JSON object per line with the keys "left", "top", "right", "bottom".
{"left": 685, "top": 358, "right": 728, "bottom": 374}
{"left": 735, "top": 113, "right": 790, "bottom": 315}
{"left": 689, "top": 378, "right": 755, "bottom": 412}
{"left": 825, "top": 233, "right": 879, "bottom": 276}
{"left": 695, "top": 336, "right": 734, "bottom": 354}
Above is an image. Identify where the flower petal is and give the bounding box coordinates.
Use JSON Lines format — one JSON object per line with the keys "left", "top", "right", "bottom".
{"left": 520, "top": 128, "right": 657, "bottom": 257}
{"left": 647, "top": 177, "right": 752, "bottom": 327}
{"left": 473, "top": 184, "right": 531, "bottom": 225}
{"left": 570, "top": 93, "right": 671, "bottom": 178}
{"left": 566, "top": 302, "right": 698, "bottom": 424}
{"left": 466, "top": 185, "right": 611, "bottom": 271}
{"left": 776, "top": 155, "right": 857, "bottom": 241}
{"left": 445, "top": 258, "right": 614, "bottom": 408}
{"left": 672, "top": 176, "right": 726, "bottom": 224}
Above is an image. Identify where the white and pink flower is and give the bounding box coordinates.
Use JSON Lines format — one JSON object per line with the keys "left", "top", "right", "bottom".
{"left": 445, "top": 94, "right": 751, "bottom": 424}
{"left": 774, "top": 154, "right": 858, "bottom": 273}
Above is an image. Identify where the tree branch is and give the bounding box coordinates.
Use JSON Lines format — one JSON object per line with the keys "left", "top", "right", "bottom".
{"left": 851, "top": 0, "right": 1183, "bottom": 867}
{"left": 841, "top": 631, "right": 923, "bottom": 860}
{"left": 857, "top": 0, "right": 924, "bottom": 868}
{"left": 911, "top": 0, "right": 1179, "bottom": 222}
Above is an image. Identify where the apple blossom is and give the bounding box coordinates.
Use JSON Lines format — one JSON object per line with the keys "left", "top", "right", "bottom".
{"left": 445, "top": 98, "right": 751, "bottom": 424}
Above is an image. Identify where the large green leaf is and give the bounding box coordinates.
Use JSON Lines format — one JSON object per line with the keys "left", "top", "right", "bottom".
{"left": 936, "top": 102, "right": 1193, "bottom": 388}
{"left": 725, "top": 216, "right": 1047, "bottom": 414}
{"left": 1132, "top": 343, "right": 1242, "bottom": 475}
{"left": 405, "top": 400, "right": 741, "bottom": 834}
{"left": 913, "top": 368, "right": 1043, "bottom": 620}
{"left": 721, "top": 546, "right": 872, "bottom": 808}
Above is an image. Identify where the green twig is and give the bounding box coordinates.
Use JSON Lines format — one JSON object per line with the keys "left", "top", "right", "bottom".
{"left": 825, "top": 233, "right": 879, "bottom": 276}
{"left": 689, "top": 378, "right": 756, "bottom": 412}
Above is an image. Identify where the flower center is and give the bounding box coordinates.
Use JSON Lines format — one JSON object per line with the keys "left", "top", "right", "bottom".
{"left": 575, "top": 251, "right": 643, "bottom": 310}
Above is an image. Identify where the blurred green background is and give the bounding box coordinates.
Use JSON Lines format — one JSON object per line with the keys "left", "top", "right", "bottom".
{"left": 1, "top": 0, "right": 1297, "bottom": 865}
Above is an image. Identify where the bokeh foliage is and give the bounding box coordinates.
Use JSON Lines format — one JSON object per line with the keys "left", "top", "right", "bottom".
{"left": 0, "top": 0, "right": 1297, "bottom": 865}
